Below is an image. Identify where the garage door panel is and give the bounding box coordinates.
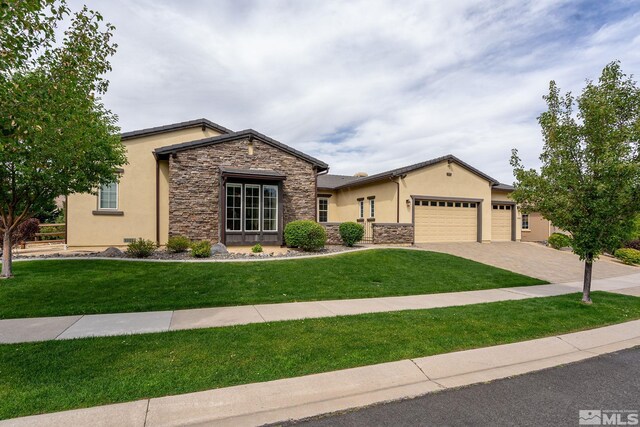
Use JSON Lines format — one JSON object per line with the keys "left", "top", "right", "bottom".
{"left": 414, "top": 202, "right": 478, "bottom": 243}
{"left": 491, "top": 204, "right": 512, "bottom": 241}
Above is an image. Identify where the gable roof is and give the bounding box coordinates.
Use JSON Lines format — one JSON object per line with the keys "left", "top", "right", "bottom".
{"left": 317, "top": 154, "right": 500, "bottom": 190}
{"left": 154, "top": 129, "right": 329, "bottom": 171}
{"left": 120, "top": 118, "right": 233, "bottom": 141}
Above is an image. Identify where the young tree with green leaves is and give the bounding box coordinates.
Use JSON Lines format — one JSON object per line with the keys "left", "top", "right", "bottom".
{"left": 511, "top": 62, "right": 640, "bottom": 303}
{"left": 0, "top": 0, "right": 126, "bottom": 278}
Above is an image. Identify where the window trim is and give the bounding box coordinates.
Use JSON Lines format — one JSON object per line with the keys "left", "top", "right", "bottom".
{"left": 522, "top": 213, "right": 530, "bottom": 230}
{"left": 358, "top": 200, "right": 364, "bottom": 219}
{"left": 318, "top": 197, "right": 329, "bottom": 223}
{"left": 98, "top": 182, "right": 119, "bottom": 211}
{"left": 262, "top": 184, "right": 278, "bottom": 232}
{"left": 225, "top": 183, "right": 243, "bottom": 232}
{"left": 369, "top": 198, "right": 375, "bottom": 218}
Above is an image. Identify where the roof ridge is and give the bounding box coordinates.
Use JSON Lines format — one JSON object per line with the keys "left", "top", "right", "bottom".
{"left": 319, "top": 154, "right": 499, "bottom": 189}
{"left": 154, "top": 129, "right": 328, "bottom": 170}
{"left": 120, "top": 118, "right": 233, "bottom": 140}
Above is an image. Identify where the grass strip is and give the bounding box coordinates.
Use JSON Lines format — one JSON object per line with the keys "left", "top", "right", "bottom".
{"left": 1, "top": 249, "right": 545, "bottom": 319}
{"left": 0, "top": 291, "right": 638, "bottom": 419}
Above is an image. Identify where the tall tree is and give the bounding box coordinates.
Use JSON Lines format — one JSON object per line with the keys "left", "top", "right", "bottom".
{"left": 0, "top": 0, "right": 126, "bottom": 278}
{"left": 511, "top": 62, "right": 640, "bottom": 303}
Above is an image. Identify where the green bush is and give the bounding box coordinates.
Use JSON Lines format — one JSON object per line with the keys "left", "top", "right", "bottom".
{"left": 191, "top": 240, "right": 211, "bottom": 258}
{"left": 251, "top": 243, "right": 263, "bottom": 253}
{"left": 614, "top": 248, "right": 640, "bottom": 265}
{"left": 126, "top": 238, "right": 157, "bottom": 258}
{"left": 166, "top": 235, "right": 191, "bottom": 253}
{"left": 339, "top": 222, "right": 364, "bottom": 247}
{"left": 284, "top": 220, "right": 327, "bottom": 251}
{"left": 547, "top": 233, "right": 572, "bottom": 250}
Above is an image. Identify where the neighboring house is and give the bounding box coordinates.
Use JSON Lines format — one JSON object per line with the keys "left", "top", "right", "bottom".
{"left": 66, "top": 119, "right": 328, "bottom": 247}
{"left": 66, "top": 118, "right": 523, "bottom": 247}
{"left": 317, "top": 155, "right": 521, "bottom": 244}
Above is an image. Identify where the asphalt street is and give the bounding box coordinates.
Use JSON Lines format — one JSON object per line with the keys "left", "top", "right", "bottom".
{"left": 282, "top": 346, "right": 640, "bottom": 427}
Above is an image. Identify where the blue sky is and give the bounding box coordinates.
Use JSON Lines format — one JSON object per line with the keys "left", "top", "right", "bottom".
{"left": 71, "top": 0, "right": 640, "bottom": 182}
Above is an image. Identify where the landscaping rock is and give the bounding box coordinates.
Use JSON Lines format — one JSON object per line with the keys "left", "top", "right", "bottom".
{"left": 211, "top": 243, "right": 228, "bottom": 255}
{"left": 99, "top": 247, "right": 124, "bottom": 257}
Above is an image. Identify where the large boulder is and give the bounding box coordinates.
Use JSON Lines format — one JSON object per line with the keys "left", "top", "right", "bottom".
{"left": 211, "top": 242, "right": 228, "bottom": 255}
{"left": 99, "top": 247, "right": 124, "bottom": 257}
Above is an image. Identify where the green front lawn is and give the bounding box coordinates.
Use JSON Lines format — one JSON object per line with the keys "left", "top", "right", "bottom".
{"left": 1, "top": 292, "right": 639, "bottom": 420}
{"left": 1, "top": 249, "right": 546, "bottom": 319}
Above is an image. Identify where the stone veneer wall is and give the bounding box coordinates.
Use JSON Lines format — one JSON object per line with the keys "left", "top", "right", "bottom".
{"left": 321, "top": 223, "right": 342, "bottom": 245}
{"left": 169, "top": 138, "right": 317, "bottom": 242}
{"left": 372, "top": 223, "right": 414, "bottom": 244}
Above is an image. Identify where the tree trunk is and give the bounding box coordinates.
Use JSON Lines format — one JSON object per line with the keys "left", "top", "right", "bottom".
{"left": 582, "top": 255, "right": 593, "bottom": 303}
{"left": 1, "top": 229, "right": 12, "bottom": 279}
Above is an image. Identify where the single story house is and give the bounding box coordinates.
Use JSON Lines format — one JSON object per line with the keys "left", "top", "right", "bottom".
{"left": 66, "top": 118, "right": 528, "bottom": 247}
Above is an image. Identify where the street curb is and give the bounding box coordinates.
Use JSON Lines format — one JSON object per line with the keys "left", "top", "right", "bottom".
{"left": 3, "top": 320, "right": 640, "bottom": 427}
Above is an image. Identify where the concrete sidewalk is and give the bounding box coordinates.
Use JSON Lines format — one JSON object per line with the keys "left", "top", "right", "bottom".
{"left": 1, "top": 273, "right": 639, "bottom": 344}
{"left": 4, "top": 319, "right": 640, "bottom": 427}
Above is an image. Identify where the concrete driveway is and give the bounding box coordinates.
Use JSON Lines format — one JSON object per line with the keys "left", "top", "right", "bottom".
{"left": 415, "top": 242, "right": 638, "bottom": 283}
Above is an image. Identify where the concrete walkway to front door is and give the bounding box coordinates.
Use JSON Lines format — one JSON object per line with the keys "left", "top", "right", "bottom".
{"left": 1, "top": 272, "right": 639, "bottom": 344}
{"left": 415, "top": 241, "right": 637, "bottom": 283}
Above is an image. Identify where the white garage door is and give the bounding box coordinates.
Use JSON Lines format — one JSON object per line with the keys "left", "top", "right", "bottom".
{"left": 414, "top": 200, "right": 478, "bottom": 243}
{"left": 491, "top": 204, "right": 512, "bottom": 241}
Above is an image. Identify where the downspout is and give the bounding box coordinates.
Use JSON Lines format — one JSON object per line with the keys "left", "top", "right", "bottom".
{"left": 315, "top": 167, "right": 329, "bottom": 222}
{"left": 155, "top": 155, "right": 160, "bottom": 245}
{"left": 393, "top": 174, "right": 406, "bottom": 223}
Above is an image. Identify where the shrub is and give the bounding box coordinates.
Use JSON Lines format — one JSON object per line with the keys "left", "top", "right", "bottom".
{"left": 547, "top": 233, "right": 572, "bottom": 250}
{"left": 166, "top": 235, "right": 191, "bottom": 253}
{"left": 191, "top": 240, "right": 211, "bottom": 258}
{"left": 614, "top": 248, "right": 640, "bottom": 265}
{"left": 251, "top": 243, "right": 263, "bottom": 253}
{"left": 0, "top": 218, "right": 41, "bottom": 247}
{"left": 624, "top": 239, "right": 640, "bottom": 251}
{"left": 284, "top": 220, "right": 327, "bottom": 251}
{"left": 339, "top": 222, "right": 364, "bottom": 247}
{"left": 126, "top": 238, "right": 157, "bottom": 258}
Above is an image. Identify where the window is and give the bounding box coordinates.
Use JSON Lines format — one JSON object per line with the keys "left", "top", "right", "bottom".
{"left": 318, "top": 198, "right": 328, "bottom": 223}
{"left": 369, "top": 199, "right": 375, "bottom": 218}
{"left": 99, "top": 182, "right": 118, "bottom": 210}
{"left": 522, "top": 214, "right": 529, "bottom": 230}
{"left": 244, "top": 184, "right": 260, "bottom": 231}
{"left": 262, "top": 185, "right": 278, "bottom": 231}
{"left": 455, "top": 202, "right": 461, "bottom": 207}
{"left": 463, "top": 202, "right": 469, "bottom": 208}
{"left": 226, "top": 184, "right": 243, "bottom": 231}
{"left": 359, "top": 200, "right": 364, "bottom": 218}
{"left": 470, "top": 203, "right": 476, "bottom": 208}
{"left": 447, "top": 202, "right": 453, "bottom": 207}
{"left": 439, "top": 201, "right": 446, "bottom": 207}
{"left": 431, "top": 201, "right": 437, "bottom": 206}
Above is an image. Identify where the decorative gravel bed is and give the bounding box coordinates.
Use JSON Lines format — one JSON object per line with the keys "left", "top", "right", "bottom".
{"left": 14, "top": 245, "right": 360, "bottom": 261}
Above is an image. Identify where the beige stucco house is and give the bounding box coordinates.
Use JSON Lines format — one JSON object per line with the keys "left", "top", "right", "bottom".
{"left": 67, "top": 118, "right": 524, "bottom": 247}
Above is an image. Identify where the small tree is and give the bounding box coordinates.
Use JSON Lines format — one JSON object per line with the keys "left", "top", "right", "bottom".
{"left": 511, "top": 62, "right": 640, "bottom": 303}
{"left": 1, "top": 1, "right": 126, "bottom": 278}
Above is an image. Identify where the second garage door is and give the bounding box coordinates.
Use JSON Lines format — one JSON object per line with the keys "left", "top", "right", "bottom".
{"left": 414, "top": 200, "right": 478, "bottom": 243}
{"left": 491, "top": 203, "right": 513, "bottom": 241}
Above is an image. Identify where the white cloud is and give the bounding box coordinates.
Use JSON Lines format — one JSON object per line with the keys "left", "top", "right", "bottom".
{"left": 70, "top": 0, "right": 640, "bottom": 183}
